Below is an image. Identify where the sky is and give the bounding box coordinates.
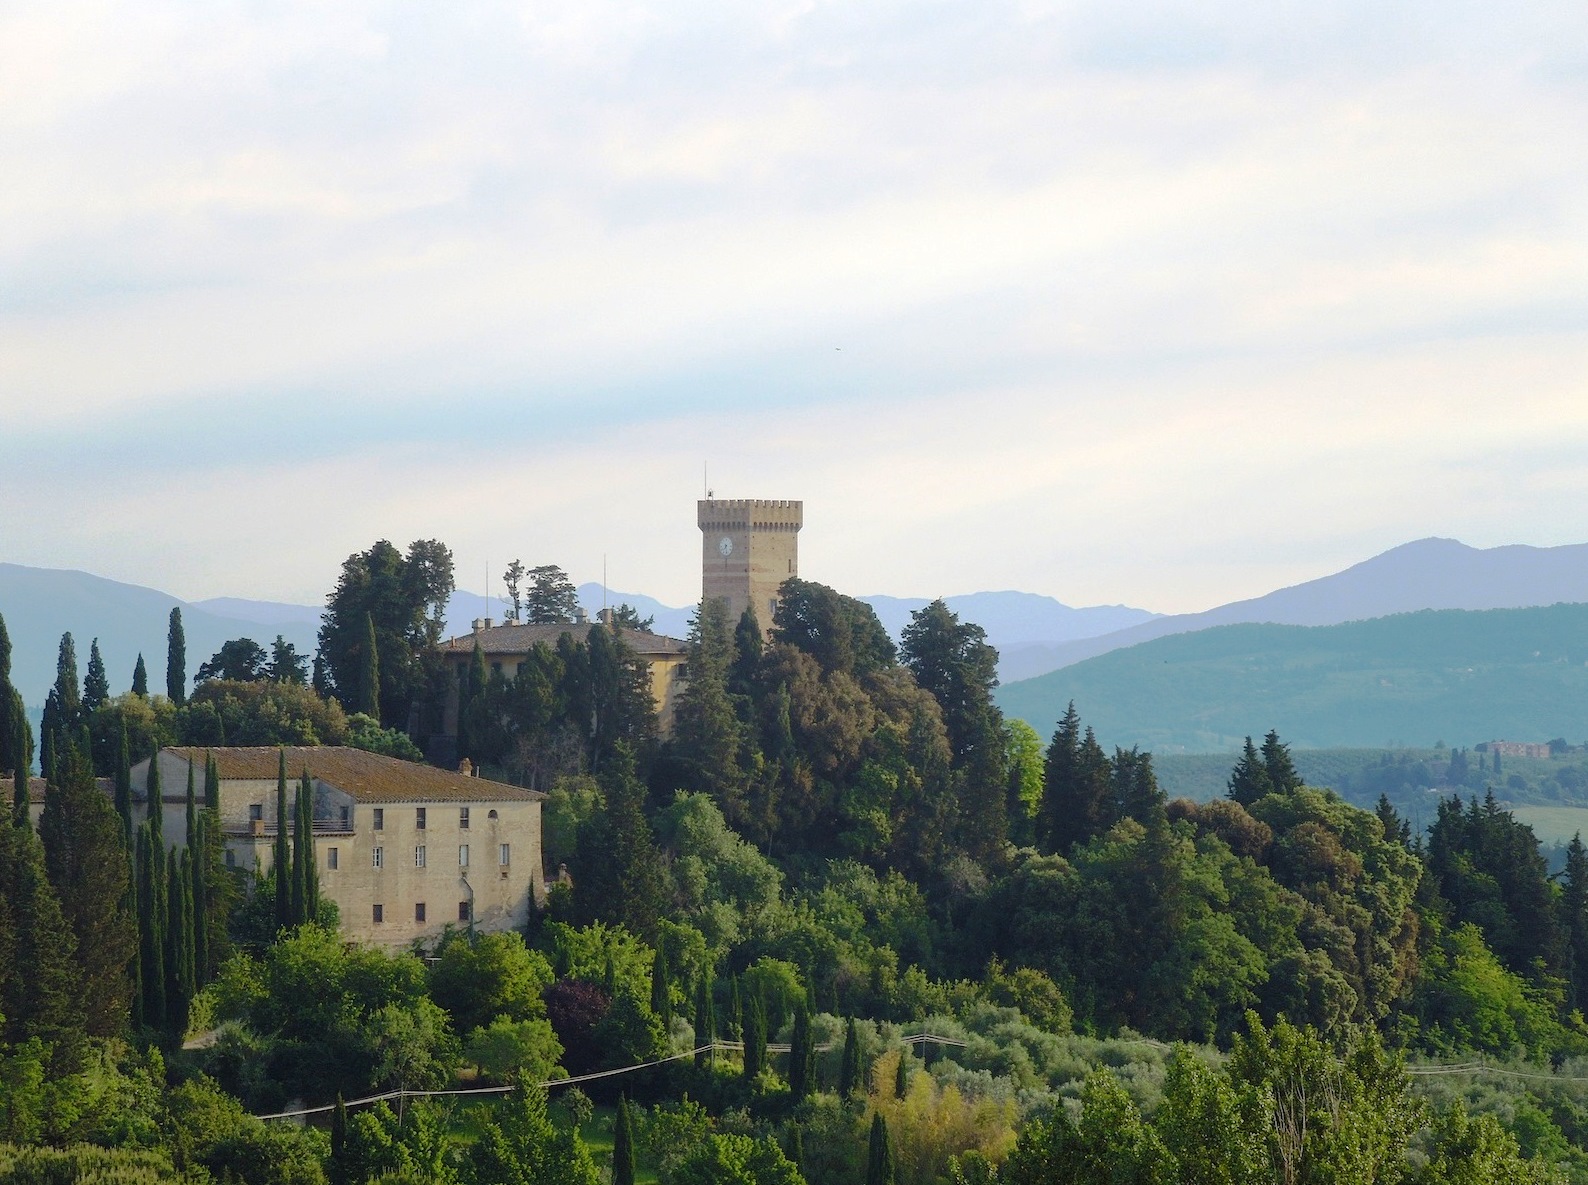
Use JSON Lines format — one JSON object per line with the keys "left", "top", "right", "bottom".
{"left": 3, "top": 1, "right": 1588, "bottom": 615}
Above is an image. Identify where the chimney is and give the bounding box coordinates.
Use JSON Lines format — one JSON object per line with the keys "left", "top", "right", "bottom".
{"left": 573, "top": 606, "right": 588, "bottom": 624}
{"left": 471, "top": 618, "right": 484, "bottom": 633}
{"left": 459, "top": 758, "right": 473, "bottom": 777}
{"left": 597, "top": 607, "right": 614, "bottom": 626}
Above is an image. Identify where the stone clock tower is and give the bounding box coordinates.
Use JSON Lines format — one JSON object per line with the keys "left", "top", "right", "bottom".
{"left": 698, "top": 498, "right": 803, "bottom": 634}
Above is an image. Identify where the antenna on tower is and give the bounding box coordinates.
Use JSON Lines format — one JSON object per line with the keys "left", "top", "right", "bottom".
{"left": 703, "top": 462, "right": 709, "bottom": 500}
{"left": 603, "top": 555, "right": 608, "bottom": 614}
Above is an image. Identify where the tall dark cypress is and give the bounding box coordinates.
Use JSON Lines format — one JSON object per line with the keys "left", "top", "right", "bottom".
{"left": 131, "top": 654, "right": 149, "bottom": 698}
{"left": 728, "top": 976, "right": 744, "bottom": 1041}
{"left": 865, "top": 1113, "right": 894, "bottom": 1185}
{"left": 13, "top": 744, "right": 29, "bottom": 826}
{"left": 694, "top": 973, "right": 716, "bottom": 1068}
{"left": 292, "top": 768, "right": 317, "bottom": 925}
{"left": 53, "top": 633, "right": 83, "bottom": 735}
{"left": 83, "top": 639, "right": 110, "bottom": 714}
{"left": 650, "top": 946, "right": 672, "bottom": 1026}
{"left": 742, "top": 995, "right": 767, "bottom": 1081}
{"left": 0, "top": 613, "right": 22, "bottom": 780}
{"left": 839, "top": 1017, "right": 861, "bottom": 1098}
{"left": 274, "top": 750, "right": 291, "bottom": 929}
{"left": 788, "top": 1001, "right": 814, "bottom": 1101}
{"left": 166, "top": 608, "right": 187, "bottom": 705}
{"left": 137, "top": 825, "right": 166, "bottom": 1031}
{"left": 612, "top": 1096, "right": 636, "bottom": 1185}
{"left": 115, "top": 722, "right": 134, "bottom": 846}
{"left": 1565, "top": 833, "right": 1588, "bottom": 1011}
{"left": 145, "top": 749, "right": 163, "bottom": 842}
{"left": 186, "top": 762, "right": 207, "bottom": 983}
{"left": 0, "top": 817, "right": 86, "bottom": 1071}
{"left": 164, "top": 847, "right": 192, "bottom": 1038}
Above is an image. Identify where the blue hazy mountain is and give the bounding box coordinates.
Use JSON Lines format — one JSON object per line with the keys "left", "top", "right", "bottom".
{"left": 0, "top": 564, "right": 319, "bottom": 708}
{"left": 1001, "top": 538, "right": 1588, "bottom": 679}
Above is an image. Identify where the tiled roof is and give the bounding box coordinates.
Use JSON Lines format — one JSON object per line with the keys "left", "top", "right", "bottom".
{"left": 163, "top": 747, "right": 544, "bottom": 804}
{"left": 5, "top": 775, "right": 112, "bottom": 801}
{"left": 437, "top": 621, "right": 686, "bottom": 658}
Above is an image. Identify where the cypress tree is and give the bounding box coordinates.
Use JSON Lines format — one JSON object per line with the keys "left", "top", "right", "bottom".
{"left": 115, "top": 721, "right": 134, "bottom": 847}
{"left": 166, "top": 608, "right": 186, "bottom": 705}
{"left": 83, "top": 639, "right": 110, "bottom": 714}
{"left": 742, "top": 995, "right": 767, "bottom": 1081}
{"left": 612, "top": 1096, "right": 636, "bottom": 1185}
{"left": 292, "top": 768, "right": 317, "bottom": 925}
{"left": 894, "top": 1049, "right": 908, "bottom": 1098}
{"left": 145, "top": 749, "right": 163, "bottom": 842}
{"left": 137, "top": 824, "right": 167, "bottom": 1032}
{"left": 839, "top": 1017, "right": 861, "bottom": 1099}
{"left": 165, "top": 847, "right": 192, "bottom": 1039}
{"left": 40, "top": 737, "right": 137, "bottom": 1038}
{"left": 865, "top": 1113, "right": 894, "bottom": 1185}
{"left": 274, "top": 750, "right": 291, "bottom": 929}
{"left": 330, "top": 1096, "right": 349, "bottom": 1185}
{"left": 13, "top": 741, "right": 29, "bottom": 826}
{"left": 359, "top": 613, "right": 380, "bottom": 720}
{"left": 1261, "top": 729, "right": 1301, "bottom": 794}
{"left": 204, "top": 752, "right": 220, "bottom": 813}
{"left": 53, "top": 633, "right": 83, "bottom": 736}
{"left": 786, "top": 1124, "right": 803, "bottom": 1171}
{"left": 0, "top": 817, "right": 86, "bottom": 1070}
{"left": 1227, "top": 736, "right": 1274, "bottom": 807}
{"left": 729, "top": 976, "right": 744, "bottom": 1041}
{"left": 650, "top": 946, "right": 671, "bottom": 1027}
{"left": 132, "top": 654, "right": 149, "bottom": 697}
{"left": 1563, "top": 833, "right": 1588, "bottom": 1010}
{"left": 187, "top": 762, "right": 207, "bottom": 983}
{"left": 575, "top": 742, "right": 666, "bottom": 937}
{"left": 694, "top": 973, "right": 716, "bottom": 1068}
{"left": 788, "top": 1001, "right": 814, "bottom": 1101}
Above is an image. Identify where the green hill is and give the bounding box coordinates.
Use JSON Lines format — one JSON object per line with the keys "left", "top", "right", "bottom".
{"left": 995, "top": 602, "right": 1588, "bottom": 753}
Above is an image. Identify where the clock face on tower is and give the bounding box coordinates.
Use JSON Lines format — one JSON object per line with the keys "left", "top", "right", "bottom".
{"left": 718, "top": 536, "right": 734, "bottom": 557}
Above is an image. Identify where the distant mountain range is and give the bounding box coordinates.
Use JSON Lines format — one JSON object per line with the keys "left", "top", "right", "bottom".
{"left": 5, "top": 536, "right": 1588, "bottom": 721}
{"left": 995, "top": 602, "right": 1588, "bottom": 753}
{"left": 998, "top": 538, "right": 1588, "bottom": 680}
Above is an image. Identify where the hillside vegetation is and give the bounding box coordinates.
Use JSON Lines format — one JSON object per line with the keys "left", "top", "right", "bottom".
{"left": 997, "top": 601, "right": 1588, "bottom": 751}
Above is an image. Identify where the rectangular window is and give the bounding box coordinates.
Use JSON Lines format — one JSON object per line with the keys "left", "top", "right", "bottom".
{"left": 327, "top": 847, "right": 339, "bottom": 870}
{"left": 459, "top": 807, "right": 470, "bottom": 829}
{"left": 415, "top": 845, "right": 427, "bottom": 868}
{"left": 249, "top": 803, "right": 263, "bottom": 822}
{"left": 415, "top": 902, "right": 427, "bottom": 923}
{"left": 225, "top": 850, "right": 235, "bottom": 868}
{"left": 498, "top": 843, "right": 511, "bottom": 867}
{"left": 373, "top": 904, "right": 384, "bottom": 924}
{"left": 459, "top": 844, "right": 469, "bottom": 868}
{"left": 372, "top": 846, "right": 384, "bottom": 869}
{"left": 416, "top": 807, "right": 426, "bottom": 830}
{"left": 769, "top": 598, "right": 778, "bottom": 618}
{"left": 458, "top": 900, "right": 472, "bottom": 922}
{"left": 373, "top": 808, "right": 384, "bottom": 831}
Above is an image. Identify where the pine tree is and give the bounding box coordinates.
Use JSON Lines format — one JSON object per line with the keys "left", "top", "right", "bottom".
{"left": 166, "top": 608, "right": 187, "bottom": 705}
{"left": 742, "top": 995, "right": 767, "bottom": 1081}
{"left": 672, "top": 599, "right": 745, "bottom": 824}
{"left": 1261, "top": 730, "right": 1300, "bottom": 794}
{"left": 359, "top": 612, "right": 381, "bottom": 720}
{"left": 1112, "top": 745, "right": 1166, "bottom": 824}
{"left": 612, "top": 1096, "right": 637, "bottom": 1185}
{"left": 694, "top": 973, "right": 716, "bottom": 1068}
{"left": 1227, "top": 736, "right": 1274, "bottom": 806}
{"left": 274, "top": 750, "right": 291, "bottom": 929}
{"left": 788, "top": 1001, "right": 814, "bottom": 1101}
{"left": 132, "top": 654, "right": 149, "bottom": 697}
{"left": 839, "top": 1017, "right": 861, "bottom": 1099}
{"left": 865, "top": 1113, "right": 894, "bottom": 1185}
{"left": 729, "top": 605, "right": 763, "bottom": 700}
{"left": 40, "top": 737, "right": 136, "bottom": 1038}
{"left": 83, "top": 639, "right": 110, "bottom": 713}
{"left": 574, "top": 742, "right": 666, "bottom": 937}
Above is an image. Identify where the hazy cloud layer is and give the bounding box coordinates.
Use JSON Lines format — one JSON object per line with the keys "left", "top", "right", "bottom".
{"left": 3, "top": 1, "right": 1586, "bottom": 612}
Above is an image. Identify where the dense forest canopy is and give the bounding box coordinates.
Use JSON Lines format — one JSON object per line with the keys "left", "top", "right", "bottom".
{"left": 3, "top": 551, "right": 1588, "bottom": 1184}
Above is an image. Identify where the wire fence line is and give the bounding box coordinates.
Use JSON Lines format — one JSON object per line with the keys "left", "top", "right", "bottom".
{"left": 254, "top": 1032, "right": 970, "bottom": 1121}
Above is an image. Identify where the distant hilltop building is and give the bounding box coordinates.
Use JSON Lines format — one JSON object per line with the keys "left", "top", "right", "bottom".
{"left": 1485, "top": 740, "right": 1554, "bottom": 760}
{"left": 698, "top": 498, "right": 803, "bottom": 634}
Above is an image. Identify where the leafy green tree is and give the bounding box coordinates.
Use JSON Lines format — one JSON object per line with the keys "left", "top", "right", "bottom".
{"left": 773, "top": 578, "right": 896, "bottom": 676}
{"left": 671, "top": 1134, "right": 804, "bottom": 1185}
{"left": 429, "top": 930, "right": 555, "bottom": 1037}
{"left": 465, "top": 1015, "right": 563, "bottom": 1085}
{"left": 1004, "top": 718, "right": 1043, "bottom": 845}
{"left": 317, "top": 538, "right": 454, "bottom": 728}
{"left": 525, "top": 565, "right": 580, "bottom": 623}
{"left": 181, "top": 679, "right": 349, "bottom": 747}
{"left": 673, "top": 598, "right": 747, "bottom": 824}
{"left": 83, "top": 639, "right": 110, "bottom": 713}
{"left": 503, "top": 558, "right": 527, "bottom": 622}
{"left": 39, "top": 738, "right": 136, "bottom": 1037}
{"left": 1414, "top": 1100, "right": 1551, "bottom": 1185}
{"left": 167, "top": 608, "right": 187, "bottom": 705}
{"left": 267, "top": 636, "right": 309, "bottom": 684}
{"left": 196, "top": 638, "right": 269, "bottom": 685}
{"left": 468, "top": 1085, "right": 601, "bottom": 1185}
{"left": 1155, "top": 1048, "right": 1265, "bottom": 1185}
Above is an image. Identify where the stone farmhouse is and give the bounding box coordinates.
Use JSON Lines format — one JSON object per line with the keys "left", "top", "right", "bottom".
{"left": 132, "top": 746, "right": 544, "bottom": 950}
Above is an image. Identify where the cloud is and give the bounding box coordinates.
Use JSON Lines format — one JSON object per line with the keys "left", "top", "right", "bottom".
{"left": 2, "top": 0, "right": 1587, "bottom": 612}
